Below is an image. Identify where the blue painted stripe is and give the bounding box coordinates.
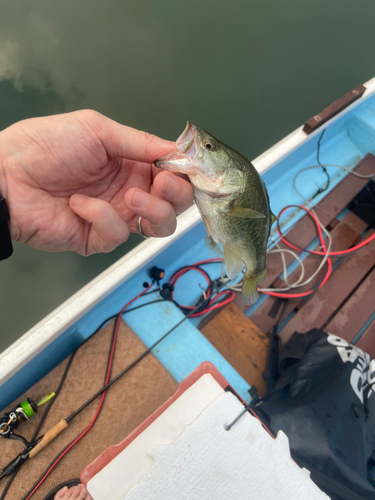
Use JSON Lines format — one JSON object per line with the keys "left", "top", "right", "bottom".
{"left": 352, "top": 311, "right": 375, "bottom": 345}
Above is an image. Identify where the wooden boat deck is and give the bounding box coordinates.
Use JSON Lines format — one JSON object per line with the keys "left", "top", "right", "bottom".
{"left": 199, "top": 153, "right": 375, "bottom": 396}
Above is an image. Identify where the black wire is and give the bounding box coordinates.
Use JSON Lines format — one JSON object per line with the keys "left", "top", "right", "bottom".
{"left": 0, "top": 472, "right": 14, "bottom": 500}
{"left": 123, "top": 299, "right": 166, "bottom": 314}
{"left": 173, "top": 267, "right": 233, "bottom": 315}
{"left": 169, "top": 264, "right": 217, "bottom": 315}
{"left": 66, "top": 306, "right": 196, "bottom": 422}
{"left": 270, "top": 300, "right": 289, "bottom": 336}
{"left": 312, "top": 129, "right": 330, "bottom": 198}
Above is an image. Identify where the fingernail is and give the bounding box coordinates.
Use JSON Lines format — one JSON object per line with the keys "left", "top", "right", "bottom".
{"left": 163, "top": 174, "right": 178, "bottom": 195}
{"left": 70, "top": 194, "right": 88, "bottom": 207}
{"left": 132, "top": 190, "right": 148, "bottom": 209}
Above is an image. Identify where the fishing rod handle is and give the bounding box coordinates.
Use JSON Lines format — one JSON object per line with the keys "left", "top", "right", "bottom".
{"left": 29, "top": 419, "right": 68, "bottom": 458}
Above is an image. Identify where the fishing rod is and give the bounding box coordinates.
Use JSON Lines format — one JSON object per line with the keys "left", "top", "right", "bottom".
{"left": 29, "top": 306, "right": 199, "bottom": 458}
{"left": 0, "top": 283, "right": 219, "bottom": 486}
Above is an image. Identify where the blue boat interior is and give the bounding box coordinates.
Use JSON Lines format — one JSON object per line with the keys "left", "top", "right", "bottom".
{"left": 2, "top": 93, "right": 375, "bottom": 410}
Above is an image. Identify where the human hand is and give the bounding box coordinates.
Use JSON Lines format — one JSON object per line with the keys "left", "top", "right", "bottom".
{"left": 0, "top": 110, "right": 193, "bottom": 255}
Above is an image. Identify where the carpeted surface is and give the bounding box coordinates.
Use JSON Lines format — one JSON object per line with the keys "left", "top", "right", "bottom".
{"left": 0, "top": 320, "right": 179, "bottom": 500}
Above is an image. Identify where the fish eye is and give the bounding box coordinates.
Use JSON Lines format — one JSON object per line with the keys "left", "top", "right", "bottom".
{"left": 204, "top": 138, "right": 218, "bottom": 151}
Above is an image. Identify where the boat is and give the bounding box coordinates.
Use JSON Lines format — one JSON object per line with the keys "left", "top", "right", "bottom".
{"left": 1, "top": 77, "right": 375, "bottom": 499}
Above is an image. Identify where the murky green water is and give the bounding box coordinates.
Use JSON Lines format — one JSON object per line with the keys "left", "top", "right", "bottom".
{"left": 1, "top": 0, "right": 375, "bottom": 351}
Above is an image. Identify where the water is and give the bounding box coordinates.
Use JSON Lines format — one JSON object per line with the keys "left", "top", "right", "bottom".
{"left": 1, "top": 0, "right": 375, "bottom": 351}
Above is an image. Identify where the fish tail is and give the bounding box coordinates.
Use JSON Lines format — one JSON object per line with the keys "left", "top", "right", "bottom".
{"left": 242, "top": 268, "right": 267, "bottom": 305}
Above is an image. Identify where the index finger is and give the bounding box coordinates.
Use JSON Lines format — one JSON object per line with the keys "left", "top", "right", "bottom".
{"left": 85, "top": 111, "right": 175, "bottom": 163}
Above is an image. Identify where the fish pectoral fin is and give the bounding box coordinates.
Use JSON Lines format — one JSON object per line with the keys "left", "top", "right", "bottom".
{"left": 204, "top": 236, "right": 221, "bottom": 253}
{"left": 271, "top": 212, "right": 277, "bottom": 225}
{"left": 225, "top": 206, "right": 266, "bottom": 219}
{"left": 224, "top": 243, "right": 243, "bottom": 279}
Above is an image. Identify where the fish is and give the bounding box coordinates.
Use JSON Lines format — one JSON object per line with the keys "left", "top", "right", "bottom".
{"left": 155, "top": 122, "right": 276, "bottom": 305}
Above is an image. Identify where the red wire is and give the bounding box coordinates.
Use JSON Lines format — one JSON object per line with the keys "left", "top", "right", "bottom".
{"left": 169, "top": 266, "right": 212, "bottom": 309}
{"left": 169, "top": 259, "right": 234, "bottom": 315}
{"left": 190, "top": 291, "right": 235, "bottom": 317}
{"left": 263, "top": 203, "right": 374, "bottom": 299}
{"left": 25, "top": 284, "right": 154, "bottom": 500}
{"left": 262, "top": 205, "right": 332, "bottom": 299}
{"left": 277, "top": 205, "right": 375, "bottom": 256}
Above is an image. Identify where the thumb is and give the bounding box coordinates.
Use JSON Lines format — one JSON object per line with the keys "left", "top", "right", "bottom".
{"left": 70, "top": 194, "right": 130, "bottom": 255}
{"left": 82, "top": 110, "right": 175, "bottom": 164}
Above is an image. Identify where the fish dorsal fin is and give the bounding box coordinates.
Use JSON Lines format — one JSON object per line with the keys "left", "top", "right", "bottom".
{"left": 223, "top": 243, "right": 243, "bottom": 279}
{"left": 225, "top": 206, "right": 265, "bottom": 219}
{"left": 271, "top": 212, "right": 277, "bottom": 225}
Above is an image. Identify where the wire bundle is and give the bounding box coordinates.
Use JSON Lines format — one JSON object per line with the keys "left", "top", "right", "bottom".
{"left": 168, "top": 258, "right": 235, "bottom": 317}
{"left": 227, "top": 162, "right": 375, "bottom": 299}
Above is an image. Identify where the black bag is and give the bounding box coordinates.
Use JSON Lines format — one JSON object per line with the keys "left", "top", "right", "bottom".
{"left": 252, "top": 329, "right": 375, "bottom": 500}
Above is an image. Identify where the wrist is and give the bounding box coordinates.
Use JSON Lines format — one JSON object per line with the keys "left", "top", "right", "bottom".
{"left": 0, "top": 131, "right": 13, "bottom": 259}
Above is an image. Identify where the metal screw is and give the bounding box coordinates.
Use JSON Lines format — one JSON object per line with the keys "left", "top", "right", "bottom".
{"left": 352, "top": 89, "right": 359, "bottom": 96}
{"left": 314, "top": 115, "right": 322, "bottom": 122}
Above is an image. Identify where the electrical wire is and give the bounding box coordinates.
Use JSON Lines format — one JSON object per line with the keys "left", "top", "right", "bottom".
{"left": 168, "top": 259, "right": 235, "bottom": 317}
{"left": 276, "top": 206, "right": 375, "bottom": 257}
{"left": 312, "top": 129, "right": 330, "bottom": 198}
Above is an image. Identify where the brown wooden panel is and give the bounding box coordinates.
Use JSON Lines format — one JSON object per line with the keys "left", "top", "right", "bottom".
{"left": 303, "top": 84, "right": 366, "bottom": 134}
{"left": 325, "top": 266, "right": 375, "bottom": 342}
{"left": 356, "top": 319, "right": 375, "bottom": 358}
{"left": 200, "top": 303, "right": 268, "bottom": 396}
{"left": 278, "top": 229, "right": 375, "bottom": 344}
{"left": 251, "top": 212, "right": 368, "bottom": 335}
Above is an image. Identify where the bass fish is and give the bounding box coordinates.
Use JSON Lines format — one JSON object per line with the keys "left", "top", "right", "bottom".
{"left": 155, "top": 122, "right": 276, "bottom": 305}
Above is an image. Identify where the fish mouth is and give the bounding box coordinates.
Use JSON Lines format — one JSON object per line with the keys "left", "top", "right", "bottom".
{"left": 154, "top": 122, "right": 198, "bottom": 172}
{"left": 176, "top": 122, "right": 197, "bottom": 156}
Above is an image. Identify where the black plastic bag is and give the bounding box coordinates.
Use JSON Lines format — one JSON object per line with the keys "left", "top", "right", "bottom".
{"left": 252, "top": 329, "right": 375, "bottom": 500}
